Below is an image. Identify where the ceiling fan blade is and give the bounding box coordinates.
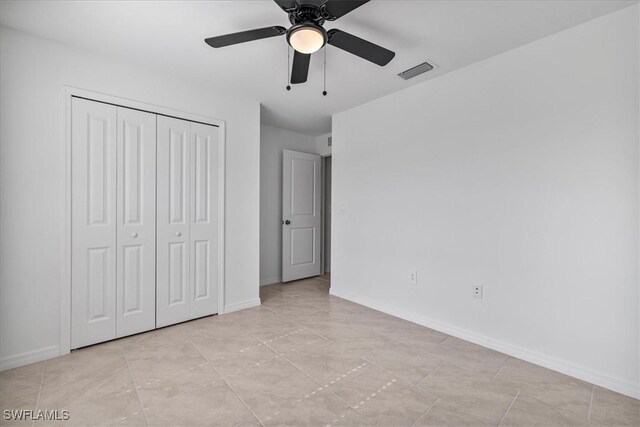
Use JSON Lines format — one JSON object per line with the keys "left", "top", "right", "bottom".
{"left": 273, "top": 0, "right": 298, "bottom": 12}
{"left": 327, "top": 29, "right": 395, "bottom": 66}
{"left": 291, "top": 50, "right": 311, "bottom": 84}
{"left": 205, "top": 26, "right": 286, "bottom": 48}
{"left": 322, "top": 0, "right": 370, "bottom": 20}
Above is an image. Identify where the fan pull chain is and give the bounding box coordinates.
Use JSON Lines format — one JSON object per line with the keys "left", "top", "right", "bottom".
{"left": 286, "top": 46, "right": 291, "bottom": 91}
{"left": 322, "top": 47, "right": 327, "bottom": 96}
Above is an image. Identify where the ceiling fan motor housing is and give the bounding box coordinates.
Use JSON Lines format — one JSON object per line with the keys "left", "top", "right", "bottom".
{"left": 288, "top": 5, "right": 325, "bottom": 26}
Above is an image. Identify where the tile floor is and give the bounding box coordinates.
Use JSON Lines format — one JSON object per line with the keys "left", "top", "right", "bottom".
{"left": 1, "top": 275, "right": 638, "bottom": 426}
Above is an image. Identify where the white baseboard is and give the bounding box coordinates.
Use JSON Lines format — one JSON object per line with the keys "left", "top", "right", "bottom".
{"left": 330, "top": 288, "right": 640, "bottom": 400}
{"left": 0, "top": 345, "right": 60, "bottom": 371}
{"left": 224, "top": 298, "right": 261, "bottom": 314}
{"left": 260, "top": 276, "right": 281, "bottom": 286}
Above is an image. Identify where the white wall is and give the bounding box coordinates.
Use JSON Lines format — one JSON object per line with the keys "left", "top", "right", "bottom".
{"left": 315, "top": 132, "right": 332, "bottom": 156}
{"left": 260, "top": 125, "right": 316, "bottom": 285}
{"left": 0, "top": 27, "right": 261, "bottom": 368}
{"left": 332, "top": 5, "right": 639, "bottom": 398}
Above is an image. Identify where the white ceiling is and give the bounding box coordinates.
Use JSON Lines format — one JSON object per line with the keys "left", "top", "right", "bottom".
{"left": 1, "top": 0, "right": 636, "bottom": 135}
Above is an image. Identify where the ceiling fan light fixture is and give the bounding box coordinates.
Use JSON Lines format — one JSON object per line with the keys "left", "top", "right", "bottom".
{"left": 287, "top": 23, "right": 327, "bottom": 54}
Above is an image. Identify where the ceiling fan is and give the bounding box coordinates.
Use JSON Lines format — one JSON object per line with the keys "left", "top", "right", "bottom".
{"left": 204, "top": 0, "right": 395, "bottom": 84}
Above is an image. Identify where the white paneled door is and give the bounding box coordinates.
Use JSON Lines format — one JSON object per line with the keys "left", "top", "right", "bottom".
{"left": 115, "top": 107, "right": 157, "bottom": 338}
{"left": 156, "top": 117, "right": 219, "bottom": 327}
{"left": 71, "top": 98, "right": 118, "bottom": 348}
{"left": 157, "top": 116, "right": 191, "bottom": 327}
{"left": 282, "top": 150, "right": 322, "bottom": 282}
{"left": 189, "top": 123, "right": 219, "bottom": 319}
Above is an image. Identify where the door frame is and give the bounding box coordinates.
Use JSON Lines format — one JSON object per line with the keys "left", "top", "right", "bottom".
{"left": 62, "top": 86, "right": 226, "bottom": 355}
{"left": 320, "top": 154, "right": 331, "bottom": 277}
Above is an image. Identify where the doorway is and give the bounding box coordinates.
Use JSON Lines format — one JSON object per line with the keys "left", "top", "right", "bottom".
{"left": 280, "top": 150, "right": 331, "bottom": 283}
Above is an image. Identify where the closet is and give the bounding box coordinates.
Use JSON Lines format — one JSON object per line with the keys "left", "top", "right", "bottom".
{"left": 71, "top": 97, "right": 220, "bottom": 349}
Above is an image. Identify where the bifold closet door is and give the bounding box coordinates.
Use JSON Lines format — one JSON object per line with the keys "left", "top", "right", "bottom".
{"left": 156, "top": 116, "right": 191, "bottom": 326}
{"left": 115, "top": 107, "right": 157, "bottom": 338}
{"left": 72, "top": 98, "right": 118, "bottom": 348}
{"left": 156, "top": 116, "right": 219, "bottom": 327}
{"left": 189, "top": 122, "right": 219, "bottom": 319}
{"left": 72, "top": 98, "right": 157, "bottom": 348}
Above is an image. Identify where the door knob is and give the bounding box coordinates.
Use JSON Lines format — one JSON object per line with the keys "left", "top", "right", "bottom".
{"left": 284, "top": 220, "right": 291, "bottom": 225}
{"left": 131, "top": 232, "right": 138, "bottom": 238}
{"left": 176, "top": 232, "right": 182, "bottom": 237}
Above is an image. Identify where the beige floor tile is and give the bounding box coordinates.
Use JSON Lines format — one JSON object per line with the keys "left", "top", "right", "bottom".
{"left": 242, "top": 371, "right": 323, "bottom": 420}
{"left": 260, "top": 290, "right": 297, "bottom": 307}
{"left": 0, "top": 362, "right": 44, "bottom": 425}
{"left": 206, "top": 339, "right": 281, "bottom": 377}
{"left": 379, "top": 324, "right": 449, "bottom": 354}
{"left": 38, "top": 362, "right": 135, "bottom": 412}
{"left": 117, "top": 325, "right": 189, "bottom": 352}
{"left": 257, "top": 326, "right": 329, "bottom": 356}
{"left": 178, "top": 316, "right": 245, "bottom": 340}
{"left": 494, "top": 358, "right": 592, "bottom": 419}
{"left": 0, "top": 388, "right": 41, "bottom": 426}
{"left": 284, "top": 340, "right": 368, "bottom": 385}
{"left": 264, "top": 301, "right": 324, "bottom": 321}
{"left": 222, "top": 354, "right": 299, "bottom": 399}
{"left": 246, "top": 372, "right": 365, "bottom": 427}
{"left": 342, "top": 334, "right": 443, "bottom": 384}
{"left": 0, "top": 362, "right": 44, "bottom": 395}
{"left": 298, "top": 310, "right": 357, "bottom": 331}
{"left": 226, "top": 306, "right": 298, "bottom": 339}
{"left": 588, "top": 386, "right": 640, "bottom": 426}
{"left": 190, "top": 332, "right": 263, "bottom": 364}
{"left": 125, "top": 342, "right": 212, "bottom": 386}
{"left": 413, "top": 399, "right": 495, "bottom": 427}
{"left": 429, "top": 337, "right": 509, "bottom": 378}
{"left": 327, "top": 363, "right": 437, "bottom": 426}
{"left": 416, "top": 361, "right": 518, "bottom": 424}
{"left": 499, "top": 393, "right": 592, "bottom": 427}
{"left": 232, "top": 416, "right": 262, "bottom": 427}
{"left": 328, "top": 409, "right": 374, "bottom": 426}
{"left": 39, "top": 348, "right": 135, "bottom": 413}
{"left": 317, "top": 325, "right": 383, "bottom": 347}
{"left": 294, "top": 294, "right": 367, "bottom": 314}
{"left": 137, "top": 367, "right": 253, "bottom": 426}
{"left": 36, "top": 389, "right": 146, "bottom": 426}
{"left": 280, "top": 278, "right": 329, "bottom": 295}
{"left": 42, "top": 346, "right": 125, "bottom": 390}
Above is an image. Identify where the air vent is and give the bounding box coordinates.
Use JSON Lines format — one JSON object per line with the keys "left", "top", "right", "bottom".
{"left": 328, "top": 136, "right": 332, "bottom": 147}
{"left": 397, "top": 61, "right": 434, "bottom": 80}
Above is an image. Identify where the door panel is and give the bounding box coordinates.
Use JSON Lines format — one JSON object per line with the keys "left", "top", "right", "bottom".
{"left": 291, "top": 159, "right": 315, "bottom": 215}
{"left": 282, "top": 150, "right": 321, "bottom": 282}
{"left": 189, "top": 123, "right": 219, "bottom": 318}
{"left": 116, "top": 107, "right": 156, "bottom": 337}
{"left": 168, "top": 241, "right": 188, "bottom": 305}
{"left": 87, "top": 247, "right": 110, "bottom": 321}
{"left": 291, "top": 228, "right": 315, "bottom": 266}
{"left": 157, "top": 116, "right": 191, "bottom": 327}
{"left": 122, "top": 245, "right": 143, "bottom": 314}
{"left": 72, "top": 98, "right": 117, "bottom": 348}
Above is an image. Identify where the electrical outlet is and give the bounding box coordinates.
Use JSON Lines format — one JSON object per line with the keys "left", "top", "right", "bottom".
{"left": 408, "top": 270, "right": 418, "bottom": 285}
{"left": 473, "top": 284, "right": 483, "bottom": 299}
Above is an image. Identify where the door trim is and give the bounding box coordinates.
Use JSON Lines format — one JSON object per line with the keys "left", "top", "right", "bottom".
{"left": 62, "top": 86, "right": 226, "bottom": 355}
{"left": 320, "top": 154, "right": 331, "bottom": 277}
